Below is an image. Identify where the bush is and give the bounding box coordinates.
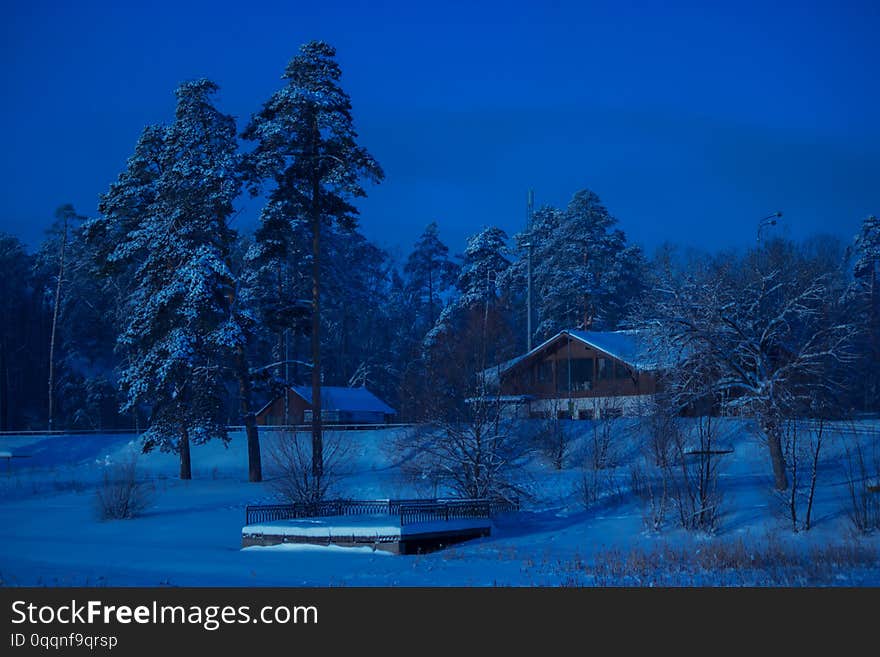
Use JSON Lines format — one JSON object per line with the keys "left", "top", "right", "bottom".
{"left": 634, "top": 403, "right": 728, "bottom": 533}
{"left": 95, "top": 454, "right": 150, "bottom": 520}
{"left": 535, "top": 406, "right": 569, "bottom": 470}
{"left": 268, "top": 431, "right": 349, "bottom": 505}
{"left": 842, "top": 423, "right": 880, "bottom": 534}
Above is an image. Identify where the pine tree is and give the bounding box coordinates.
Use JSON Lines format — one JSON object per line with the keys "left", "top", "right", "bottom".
{"left": 456, "top": 226, "right": 511, "bottom": 309}
{"left": 0, "top": 235, "right": 34, "bottom": 431}
{"left": 403, "top": 221, "right": 458, "bottom": 333}
{"left": 517, "top": 189, "right": 646, "bottom": 338}
{"left": 242, "top": 200, "right": 312, "bottom": 388}
{"left": 243, "top": 41, "right": 383, "bottom": 481}
{"left": 36, "top": 207, "right": 122, "bottom": 431}
{"left": 321, "top": 228, "right": 394, "bottom": 389}
{"left": 427, "top": 225, "right": 510, "bottom": 344}
{"left": 421, "top": 226, "right": 516, "bottom": 420}
{"left": 87, "top": 79, "right": 243, "bottom": 479}
{"left": 848, "top": 215, "right": 880, "bottom": 410}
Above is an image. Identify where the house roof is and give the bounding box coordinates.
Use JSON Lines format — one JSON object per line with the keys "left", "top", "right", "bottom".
{"left": 489, "top": 329, "right": 673, "bottom": 378}
{"left": 290, "top": 386, "right": 397, "bottom": 415}
{"left": 566, "top": 330, "right": 656, "bottom": 369}
{"left": 255, "top": 385, "right": 396, "bottom": 417}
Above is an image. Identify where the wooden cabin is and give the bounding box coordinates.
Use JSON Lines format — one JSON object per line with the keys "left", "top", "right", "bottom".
{"left": 484, "top": 330, "right": 662, "bottom": 419}
{"left": 256, "top": 386, "right": 396, "bottom": 425}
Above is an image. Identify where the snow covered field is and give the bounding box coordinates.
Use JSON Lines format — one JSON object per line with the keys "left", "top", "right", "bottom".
{"left": 0, "top": 423, "right": 878, "bottom": 586}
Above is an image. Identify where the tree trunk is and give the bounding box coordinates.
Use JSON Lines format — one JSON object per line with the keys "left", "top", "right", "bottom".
{"left": 48, "top": 215, "right": 68, "bottom": 431}
{"left": 766, "top": 423, "right": 788, "bottom": 491}
{"left": 428, "top": 264, "right": 434, "bottom": 328}
{"left": 179, "top": 426, "right": 192, "bottom": 480}
{"left": 235, "top": 346, "right": 262, "bottom": 482}
{"left": 310, "top": 171, "right": 323, "bottom": 480}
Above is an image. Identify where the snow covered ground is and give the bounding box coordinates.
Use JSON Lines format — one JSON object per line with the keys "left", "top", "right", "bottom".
{"left": 0, "top": 422, "right": 877, "bottom": 586}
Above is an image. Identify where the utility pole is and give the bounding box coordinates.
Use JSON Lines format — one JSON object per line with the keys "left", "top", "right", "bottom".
{"left": 284, "top": 329, "right": 290, "bottom": 425}
{"left": 526, "top": 189, "right": 534, "bottom": 352}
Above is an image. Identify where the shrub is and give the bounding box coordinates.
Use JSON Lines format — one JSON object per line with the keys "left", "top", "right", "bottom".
{"left": 95, "top": 454, "right": 150, "bottom": 520}
{"left": 842, "top": 423, "right": 880, "bottom": 534}
{"left": 268, "top": 430, "right": 349, "bottom": 505}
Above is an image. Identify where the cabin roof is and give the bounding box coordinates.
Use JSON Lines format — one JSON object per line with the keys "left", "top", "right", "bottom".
{"left": 255, "top": 385, "right": 396, "bottom": 417}
{"left": 297, "top": 386, "right": 397, "bottom": 414}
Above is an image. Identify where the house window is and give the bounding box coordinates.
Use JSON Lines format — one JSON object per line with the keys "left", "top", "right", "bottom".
{"left": 578, "top": 409, "right": 594, "bottom": 420}
{"left": 536, "top": 360, "right": 553, "bottom": 384}
{"left": 570, "top": 359, "right": 593, "bottom": 391}
{"left": 598, "top": 358, "right": 613, "bottom": 381}
{"left": 615, "top": 361, "right": 630, "bottom": 380}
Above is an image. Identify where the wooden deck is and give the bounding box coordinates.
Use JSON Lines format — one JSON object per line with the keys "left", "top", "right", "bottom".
{"left": 241, "top": 498, "right": 516, "bottom": 554}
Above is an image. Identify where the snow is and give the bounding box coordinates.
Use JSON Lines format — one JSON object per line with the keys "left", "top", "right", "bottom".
{"left": 487, "top": 328, "right": 671, "bottom": 379}
{"left": 243, "top": 543, "right": 391, "bottom": 555}
{"left": 566, "top": 329, "right": 664, "bottom": 370}
{"left": 244, "top": 516, "right": 402, "bottom": 538}
{"left": 0, "top": 423, "right": 878, "bottom": 586}
{"left": 242, "top": 516, "right": 492, "bottom": 538}
{"left": 289, "top": 386, "right": 396, "bottom": 414}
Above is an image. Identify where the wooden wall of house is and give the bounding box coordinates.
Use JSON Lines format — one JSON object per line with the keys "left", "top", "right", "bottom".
{"left": 255, "top": 390, "right": 310, "bottom": 425}
{"left": 499, "top": 337, "right": 657, "bottom": 398}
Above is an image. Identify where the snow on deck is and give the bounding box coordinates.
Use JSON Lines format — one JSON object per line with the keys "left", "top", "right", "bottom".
{"left": 242, "top": 543, "right": 392, "bottom": 555}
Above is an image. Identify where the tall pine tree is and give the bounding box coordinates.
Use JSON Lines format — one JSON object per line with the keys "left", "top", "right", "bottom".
{"left": 243, "top": 41, "right": 383, "bottom": 480}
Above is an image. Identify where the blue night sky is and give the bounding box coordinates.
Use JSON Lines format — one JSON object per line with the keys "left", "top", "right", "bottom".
{"left": 1, "top": 0, "right": 878, "bottom": 260}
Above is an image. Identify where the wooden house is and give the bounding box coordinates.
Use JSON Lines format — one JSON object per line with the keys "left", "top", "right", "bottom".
{"left": 256, "top": 386, "right": 396, "bottom": 425}
{"left": 483, "top": 329, "right": 664, "bottom": 419}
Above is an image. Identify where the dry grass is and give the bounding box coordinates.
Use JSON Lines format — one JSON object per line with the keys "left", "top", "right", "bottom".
{"left": 544, "top": 539, "right": 880, "bottom": 586}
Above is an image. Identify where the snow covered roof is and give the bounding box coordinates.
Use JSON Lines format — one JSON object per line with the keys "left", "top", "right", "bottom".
{"left": 291, "top": 386, "right": 396, "bottom": 415}
{"left": 566, "top": 330, "right": 657, "bottom": 369}
{"left": 490, "top": 328, "right": 675, "bottom": 377}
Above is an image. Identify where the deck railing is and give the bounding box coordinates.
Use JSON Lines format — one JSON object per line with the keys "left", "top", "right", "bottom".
{"left": 245, "top": 497, "right": 520, "bottom": 527}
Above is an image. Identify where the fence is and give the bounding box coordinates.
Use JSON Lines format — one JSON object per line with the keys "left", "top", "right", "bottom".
{"left": 0, "top": 423, "right": 416, "bottom": 439}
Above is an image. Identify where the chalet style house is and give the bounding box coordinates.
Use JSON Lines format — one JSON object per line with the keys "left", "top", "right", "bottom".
{"left": 484, "top": 329, "right": 663, "bottom": 419}
{"left": 256, "top": 386, "right": 396, "bottom": 425}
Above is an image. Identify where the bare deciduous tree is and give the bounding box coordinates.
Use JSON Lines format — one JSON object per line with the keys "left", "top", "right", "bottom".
{"left": 411, "top": 395, "right": 531, "bottom": 502}
{"left": 631, "top": 398, "right": 727, "bottom": 533}
{"left": 643, "top": 241, "right": 855, "bottom": 491}
{"left": 268, "top": 430, "right": 349, "bottom": 505}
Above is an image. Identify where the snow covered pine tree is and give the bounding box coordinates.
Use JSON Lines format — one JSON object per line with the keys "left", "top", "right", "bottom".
{"left": 242, "top": 41, "right": 383, "bottom": 481}
{"left": 86, "top": 79, "right": 244, "bottom": 480}
{"left": 516, "top": 189, "right": 646, "bottom": 340}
